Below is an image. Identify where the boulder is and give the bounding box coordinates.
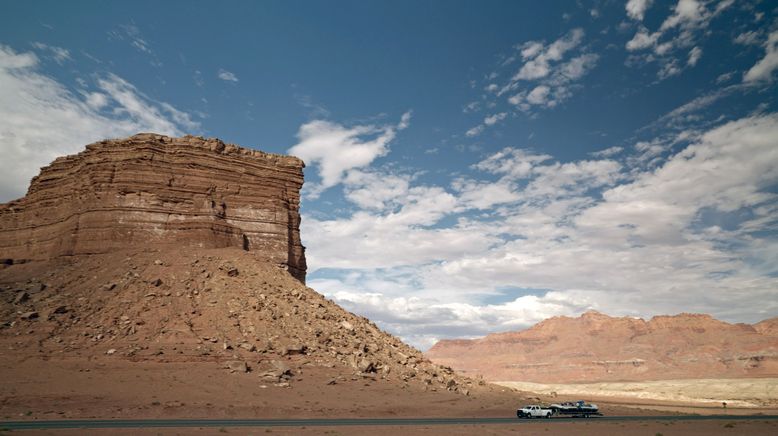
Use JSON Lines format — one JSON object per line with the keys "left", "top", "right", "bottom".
{"left": 358, "top": 358, "right": 376, "bottom": 373}
{"left": 225, "top": 360, "right": 248, "bottom": 373}
{"left": 13, "top": 292, "right": 29, "bottom": 305}
{"left": 281, "top": 343, "right": 306, "bottom": 356}
{"left": 259, "top": 359, "right": 292, "bottom": 381}
{"left": 20, "top": 311, "right": 38, "bottom": 320}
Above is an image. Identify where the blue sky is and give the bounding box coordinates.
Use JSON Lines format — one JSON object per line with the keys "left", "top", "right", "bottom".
{"left": 1, "top": 0, "right": 777, "bottom": 349}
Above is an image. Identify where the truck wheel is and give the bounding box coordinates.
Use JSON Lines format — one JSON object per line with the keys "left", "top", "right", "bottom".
{"left": 546, "top": 413, "right": 551, "bottom": 418}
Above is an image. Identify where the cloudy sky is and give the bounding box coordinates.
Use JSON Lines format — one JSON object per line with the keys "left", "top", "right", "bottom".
{"left": 1, "top": 0, "right": 777, "bottom": 349}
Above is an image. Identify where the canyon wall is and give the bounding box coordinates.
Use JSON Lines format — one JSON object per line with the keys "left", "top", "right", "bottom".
{"left": 426, "top": 310, "right": 778, "bottom": 382}
{"left": 0, "top": 133, "right": 306, "bottom": 282}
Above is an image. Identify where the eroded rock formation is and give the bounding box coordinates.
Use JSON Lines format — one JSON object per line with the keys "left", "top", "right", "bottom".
{"left": 0, "top": 134, "right": 481, "bottom": 398}
{"left": 426, "top": 310, "right": 778, "bottom": 382}
{"left": 0, "top": 133, "right": 306, "bottom": 281}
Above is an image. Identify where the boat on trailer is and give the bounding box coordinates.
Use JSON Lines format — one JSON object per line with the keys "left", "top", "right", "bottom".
{"left": 549, "top": 400, "right": 602, "bottom": 417}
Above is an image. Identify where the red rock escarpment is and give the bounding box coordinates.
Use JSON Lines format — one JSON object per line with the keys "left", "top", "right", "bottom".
{"left": 426, "top": 311, "right": 778, "bottom": 383}
{"left": 0, "top": 133, "right": 307, "bottom": 282}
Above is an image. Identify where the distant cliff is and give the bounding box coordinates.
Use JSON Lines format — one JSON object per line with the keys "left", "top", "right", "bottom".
{"left": 0, "top": 133, "right": 307, "bottom": 282}
{"left": 426, "top": 310, "right": 778, "bottom": 382}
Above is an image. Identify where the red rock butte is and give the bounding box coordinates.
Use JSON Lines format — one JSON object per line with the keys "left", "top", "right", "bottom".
{"left": 0, "top": 133, "right": 307, "bottom": 282}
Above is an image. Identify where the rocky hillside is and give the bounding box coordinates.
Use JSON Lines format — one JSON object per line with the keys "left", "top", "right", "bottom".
{"left": 0, "top": 135, "right": 477, "bottom": 397}
{"left": 0, "top": 133, "right": 306, "bottom": 281}
{"left": 1, "top": 247, "right": 474, "bottom": 393}
{"left": 426, "top": 310, "right": 778, "bottom": 383}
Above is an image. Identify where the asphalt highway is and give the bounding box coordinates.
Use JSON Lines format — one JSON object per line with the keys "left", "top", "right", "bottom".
{"left": 2, "top": 415, "right": 778, "bottom": 430}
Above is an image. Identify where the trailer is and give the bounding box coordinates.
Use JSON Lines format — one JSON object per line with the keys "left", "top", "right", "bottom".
{"left": 548, "top": 400, "right": 602, "bottom": 417}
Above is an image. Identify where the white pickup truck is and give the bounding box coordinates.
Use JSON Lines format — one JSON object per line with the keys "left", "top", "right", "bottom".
{"left": 516, "top": 404, "right": 553, "bottom": 419}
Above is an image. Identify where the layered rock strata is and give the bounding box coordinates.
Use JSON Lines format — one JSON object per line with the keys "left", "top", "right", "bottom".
{"left": 426, "top": 310, "right": 778, "bottom": 383}
{"left": 0, "top": 133, "right": 306, "bottom": 282}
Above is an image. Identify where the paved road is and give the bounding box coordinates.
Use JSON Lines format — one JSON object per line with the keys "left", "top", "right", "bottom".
{"left": 2, "top": 415, "right": 778, "bottom": 430}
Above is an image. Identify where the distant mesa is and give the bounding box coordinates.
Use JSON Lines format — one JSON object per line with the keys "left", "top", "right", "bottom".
{"left": 426, "top": 310, "right": 778, "bottom": 383}
{"left": 0, "top": 133, "right": 307, "bottom": 282}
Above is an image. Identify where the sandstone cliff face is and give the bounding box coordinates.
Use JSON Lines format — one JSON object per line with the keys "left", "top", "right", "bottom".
{"left": 426, "top": 310, "right": 778, "bottom": 383}
{"left": 0, "top": 133, "right": 306, "bottom": 282}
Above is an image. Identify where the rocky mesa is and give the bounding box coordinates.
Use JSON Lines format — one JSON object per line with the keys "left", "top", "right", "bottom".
{"left": 0, "top": 134, "right": 498, "bottom": 420}
{"left": 426, "top": 310, "right": 778, "bottom": 383}
{"left": 0, "top": 133, "right": 306, "bottom": 282}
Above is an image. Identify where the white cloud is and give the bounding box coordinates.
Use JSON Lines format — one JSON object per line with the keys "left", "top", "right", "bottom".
{"left": 658, "top": 58, "right": 682, "bottom": 79}
{"left": 626, "top": 27, "right": 660, "bottom": 51}
{"left": 660, "top": 0, "right": 706, "bottom": 31}
{"left": 744, "top": 30, "right": 778, "bottom": 83}
{"left": 590, "top": 146, "right": 623, "bottom": 158}
{"left": 316, "top": 284, "right": 588, "bottom": 349}
{"left": 649, "top": 83, "right": 744, "bottom": 130}
{"left": 0, "top": 44, "right": 199, "bottom": 202}
{"left": 342, "top": 169, "right": 412, "bottom": 211}
{"left": 30, "top": 42, "right": 71, "bottom": 64}
{"left": 513, "top": 28, "right": 585, "bottom": 81}
{"left": 302, "top": 186, "right": 491, "bottom": 270}
{"left": 462, "top": 101, "right": 480, "bottom": 113}
{"left": 483, "top": 112, "right": 507, "bottom": 125}
{"left": 398, "top": 110, "right": 412, "bottom": 130}
{"left": 108, "top": 24, "right": 152, "bottom": 54}
{"left": 526, "top": 85, "right": 551, "bottom": 105}
{"left": 519, "top": 41, "right": 544, "bottom": 61}
{"left": 288, "top": 112, "right": 411, "bottom": 197}
{"left": 687, "top": 46, "right": 702, "bottom": 66}
{"left": 558, "top": 53, "right": 599, "bottom": 80}
{"left": 453, "top": 178, "right": 522, "bottom": 210}
{"left": 97, "top": 73, "right": 199, "bottom": 133}
{"left": 625, "top": 0, "right": 733, "bottom": 80}
{"left": 193, "top": 70, "right": 204, "bottom": 87}
{"left": 734, "top": 31, "right": 761, "bottom": 46}
{"left": 217, "top": 69, "right": 239, "bottom": 82}
{"left": 306, "top": 113, "right": 778, "bottom": 349}
{"left": 473, "top": 147, "right": 551, "bottom": 178}
{"left": 84, "top": 92, "right": 109, "bottom": 110}
{"left": 715, "top": 71, "right": 734, "bottom": 84}
{"left": 626, "top": 0, "right": 654, "bottom": 21}
{"left": 495, "top": 30, "right": 597, "bottom": 115}
{"left": 465, "top": 125, "right": 484, "bottom": 137}
{"left": 107, "top": 23, "right": 161, "bottom": 67}
{"left": 465, "top": 112, "right": 508, "bottom": 137}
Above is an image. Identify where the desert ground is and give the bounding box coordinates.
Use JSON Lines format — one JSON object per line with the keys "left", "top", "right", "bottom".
{"left": 6, "top": 420, "right": 778, "bottom": 436}
{"left": 496, "top": 378, "right": 778, "bottom": 410}
{"left": 1, "top": 355, "right": 777, "bottom": 435}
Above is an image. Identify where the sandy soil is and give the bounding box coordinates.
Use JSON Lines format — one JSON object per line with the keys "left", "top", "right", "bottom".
{"left": 0, "top": 356, "right": 534, "bottom": 421}
{"left": 2, "top": 355, "right": 775, "bottom": 435}
{"left": 496, "top": 378, "right": 778, "bottom": 408}
{"left": 4, "top": 421, "right": 778, "bottom": 435}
